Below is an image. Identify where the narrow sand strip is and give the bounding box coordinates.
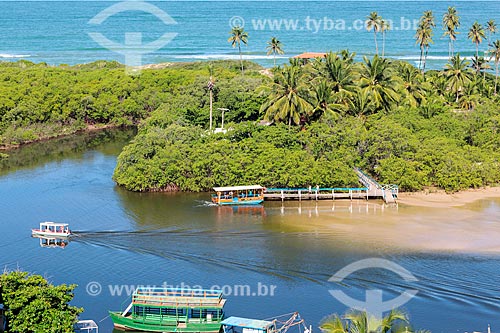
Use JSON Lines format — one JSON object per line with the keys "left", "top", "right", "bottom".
{"left": 398, "top": 187, "right": 500, "bottom": 208}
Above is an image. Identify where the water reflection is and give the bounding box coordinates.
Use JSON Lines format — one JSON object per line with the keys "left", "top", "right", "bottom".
{"left": 32, "top": 235, "right": 70, "bottom": 249}
{"left": 0, "top": 127, "right": 136, "bottom": 177}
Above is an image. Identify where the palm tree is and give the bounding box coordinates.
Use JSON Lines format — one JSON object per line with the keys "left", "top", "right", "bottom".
{"left": 366, "top": 12, "right": 382, "bottom": 55}
{"left": 489, "top": 39, "right": 500, "bottom": 94}
{"left": 266, "top": 37, "right": 284, "bottom": 67}
{"left": 444, "top": 53, "right": 473, "bottom": 103}
{"left": 310, "top": 79, "right": 341, "bottom": 120}
{"left": 415, "top": 11, "right": 435, "bottom": 75}
{"left": 422, "top": 10, "right": 436, "bottom": 27}
{"left": 486, "top": 19, "right": 497, "bottom": 47}
{"left": 320, "top": 309, "right": 408, "bottom": 333}
{"left": 207, "top": 64, "right": 215, "bottom": 131}
{"left": 228, "top": 26, "right": 249, "bottom": 73}
{"left": 381, "top": 19, "right": 390, "bottom": 57}
{"left": 358, "top": 55, "right": 399, "bottom": 112}
{"left": 468, "top": 21, "right": 486, "bottom": 72}
{"left": 260, "top": 65, "right": 313, "bottom": 128}
{"left": 321, "top": 52, "right": 354, "bottom": 94}
{"left": 345, "top": 87, "right": 373, "bottom": 117}
{"left": 397, "top": 62, "right": 428, "bottom": 107}
{"left": 443, "top": 7, "right": 460, "bottom": 58}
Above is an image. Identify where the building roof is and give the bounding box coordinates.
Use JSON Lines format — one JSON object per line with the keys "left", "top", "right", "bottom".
{"left": 221, "top": 317, "right": 274, "bottom": 330}
{"left": 213, "top": 185, "right": 264, "bottom": 192}
{"left": 40, "top": 222, "right": 69, "bottom": 227}
{"left": 293, "top": 52, "right": 327, "bottom": 59}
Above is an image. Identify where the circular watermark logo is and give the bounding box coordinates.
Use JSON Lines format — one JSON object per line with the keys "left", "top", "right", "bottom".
{"left": 86, "top": 281, "right": 102, "bottom": 296}
{"left": 328, "top": 258, "right": 418, "bottom": 319}
{"left": 229, "top": 16, "right": 245, "bottom": 28}
{"left": 88, "top": 1, "right": 178, "bottom": 75}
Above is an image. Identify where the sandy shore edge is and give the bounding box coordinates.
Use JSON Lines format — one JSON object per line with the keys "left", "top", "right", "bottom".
{"left": 398, "top": 187, "right": 500, "bottom": 208}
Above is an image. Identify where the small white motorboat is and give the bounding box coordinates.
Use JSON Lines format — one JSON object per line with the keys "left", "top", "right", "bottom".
{"left": 32, "top": 222, "right": 71, "bottom": 238}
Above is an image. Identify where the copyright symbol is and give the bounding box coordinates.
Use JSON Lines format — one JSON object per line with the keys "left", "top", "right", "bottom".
{"left": 86, "top": 281, "right": 102, "bottom": 296}
{"left": 229, "top": 16, "right": 245, "bottom": 28}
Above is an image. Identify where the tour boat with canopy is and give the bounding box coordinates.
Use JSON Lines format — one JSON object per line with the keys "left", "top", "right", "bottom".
{"left": 211, "top": 185, "right": 265, "bottom": 205}
{"left": 109, "top": 287, "right": 226, "bottom": 332}
{"left": 31, "top": 222, "right": 71, "bottom": 238}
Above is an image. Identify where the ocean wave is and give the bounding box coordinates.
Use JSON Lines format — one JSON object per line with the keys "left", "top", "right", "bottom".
{"left": 171, "top": 54, "right": 286, "bottom": 60}
{"left": 0, "top": 53, "right": 31, "bottom": 58}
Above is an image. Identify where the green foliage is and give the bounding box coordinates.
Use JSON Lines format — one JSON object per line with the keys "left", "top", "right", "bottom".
{"left": 0, "top": 60, "right": 265, "bottom": 147}
{"left": 0, "top": 270, "right": 82, "bottom": 333}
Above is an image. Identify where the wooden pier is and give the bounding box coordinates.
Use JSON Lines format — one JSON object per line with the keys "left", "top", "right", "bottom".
{"left": 264, "top": 168, "right": 398, "bottom": 204}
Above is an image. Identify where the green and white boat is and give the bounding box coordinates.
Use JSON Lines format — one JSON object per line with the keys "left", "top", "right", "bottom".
{"left": 110, "top": 287, "right": 226, "bottom": 332}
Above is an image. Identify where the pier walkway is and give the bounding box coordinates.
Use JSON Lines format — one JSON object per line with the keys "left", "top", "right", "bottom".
{"left": 263, "top": 168, "right": 398, "bottom": 204}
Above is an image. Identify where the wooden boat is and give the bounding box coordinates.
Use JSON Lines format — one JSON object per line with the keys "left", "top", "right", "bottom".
{"left": 31, "top": 222, "right": 71, "bottom": 238}
{"left": 211, "top": 185, "right": 265, "bottom": 205}
{"left": 109, "top": 287, "right": 226, "bottom": 332}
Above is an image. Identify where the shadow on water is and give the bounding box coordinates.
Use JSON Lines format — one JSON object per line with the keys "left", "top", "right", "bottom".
{"left": 0, "top": 127, "right": 136, "bottom": 177}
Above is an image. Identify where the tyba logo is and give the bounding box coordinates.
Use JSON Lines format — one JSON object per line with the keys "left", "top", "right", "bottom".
{"left": 88, "top": 1, "right": 178, "bottom": 74}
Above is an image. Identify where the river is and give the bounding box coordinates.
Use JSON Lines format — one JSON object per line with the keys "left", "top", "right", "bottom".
{"left": 1, "top": 129, "right": 499, "bottom": 333}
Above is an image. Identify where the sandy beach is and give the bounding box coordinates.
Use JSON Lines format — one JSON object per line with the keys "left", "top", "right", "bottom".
{"left": 398, "top": 186, "right": 500, "bottom": 208}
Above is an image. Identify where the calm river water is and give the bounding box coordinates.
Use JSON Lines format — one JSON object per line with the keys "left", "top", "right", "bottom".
{"left": 1, "top": 129, "right": 500, "bottom": 333}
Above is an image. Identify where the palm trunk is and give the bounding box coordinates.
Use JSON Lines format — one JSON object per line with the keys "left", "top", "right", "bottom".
{"left": 495, "top": 60, "right": 499, "bottom": 95}
{"left": 374, "top": 31, "right": 378, "bottom": 55}
{"left": 273, "top": 52, "right": 276, "bottom": 67}
{"left": 422, "top": 46, "right": 429, "bottom": 78}
{"left": 448, "top": 40, "right": 451, "bottom": 58}
{"left": 419, "top": 46, "right": 424, "bottom": 73}
{"left": 382, "top": 33, "right": 385, "bottom": 57}
{"left": 288, "top": 115, "right": 291, "bottom": 130}
{"left": 476, "top": 43, "right": 479, "bottom": 74}
{"left": 238, "top": 43, "right": 243, "bottom": 73}
{"left": 209, "top": 90, "right": 213, "bottom": 131}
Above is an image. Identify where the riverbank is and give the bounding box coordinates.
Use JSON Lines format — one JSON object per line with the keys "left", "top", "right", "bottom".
{"left": 398, "top": 186, "right": 500, "bottom": 208}
{"left": 0, "top": 123, "right": 123, "bottom": 151}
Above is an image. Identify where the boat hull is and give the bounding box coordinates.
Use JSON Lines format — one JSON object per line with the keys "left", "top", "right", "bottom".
{"left": 109, "top": 312, "right": 222, "bottom": 333}
{"left": 212, "top": 198, "right": 264, "bottom": 206}
{"left": 31, "top": 230, "right": 71, "bottom": 238}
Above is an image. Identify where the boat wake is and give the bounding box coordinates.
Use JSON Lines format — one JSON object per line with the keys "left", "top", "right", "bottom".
{"left": 71, "top": 228, "right": 330, "bottom": 284}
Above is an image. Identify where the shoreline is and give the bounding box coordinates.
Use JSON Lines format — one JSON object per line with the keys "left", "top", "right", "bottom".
{"left": 397, "top": 187, "right": 500, "bottom": 208}
{"left": 0, "top": 123, "right": 125, "bottom": 152}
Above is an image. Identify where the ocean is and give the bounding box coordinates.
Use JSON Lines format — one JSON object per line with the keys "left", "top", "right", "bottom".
{"left": 1, "top": 1, "right": 500, "bottom": 69}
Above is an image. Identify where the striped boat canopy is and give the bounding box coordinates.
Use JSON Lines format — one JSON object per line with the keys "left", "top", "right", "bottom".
{"left": 213, "top": 185, "right": 264, "bottom": 192}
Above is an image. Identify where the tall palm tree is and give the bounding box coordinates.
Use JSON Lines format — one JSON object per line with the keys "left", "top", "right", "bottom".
{"left": 490, "top": 39, "right": 500, "bottom": 94}
{"left": 468, "top": 21, "right": 486, "bottom": 72}
{"left": 444, "top": 53, "right": 472, "bottom": 103}
{"left": 366, "top": 12, "right": 382, "bottom": 55}
{"left": 228, "top": 26, "right": 249, "bottom": 73}
{"left": 415, "top": 21, "right": 434, "bottom": 74}
{"left": 486, "top": 19, "right": 497, "bottom": 47}
{"left": 358, "top": 55, "right": 399, "bottom": 112}
{"left": 207, "top": 64, "right": 215, "bottom": 131}
{"left": 443, "top": 6, "right": 460, "bottom": 58}
{"left": 266, "top": 37, "right": 284, "bottom": 67}
{"left": 260, "top": 65, "right": 313, "bottom": 128}
{"left": 381, "top": 19, "right": 390, "bottom": 57}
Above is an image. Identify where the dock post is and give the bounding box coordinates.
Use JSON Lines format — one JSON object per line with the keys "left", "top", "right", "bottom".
{"left": 298, "top": 190, "right": 301, "bottom": 201}
{"left": 332, "top": 189, "right": 334, "bottom": 201}
{"left": 366, "top": 188, "right": 369, "bottom": 200}
{"left": 315, "top": 189, "right": 318, "bottom": 201}
{"left": 281, "top": 190, "right": 284, "bottom": 202}
{"left": 349, "top": 189, "right": 352, "bottom": 200}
